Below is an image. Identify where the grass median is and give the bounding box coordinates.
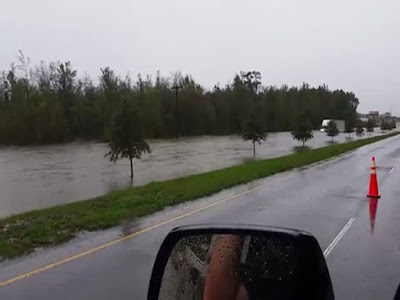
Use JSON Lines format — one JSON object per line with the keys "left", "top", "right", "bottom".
{"left": 1, "top": 132, "right": 399, "bottom": 261}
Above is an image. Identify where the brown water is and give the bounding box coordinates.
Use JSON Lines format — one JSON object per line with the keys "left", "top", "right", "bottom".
{"left": 0, "top": 131, "right": 384, "bottom": 218}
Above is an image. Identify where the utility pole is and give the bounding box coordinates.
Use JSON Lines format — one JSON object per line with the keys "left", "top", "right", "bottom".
{"left": 171, "top": 84, "right": 183, "bottom": 139}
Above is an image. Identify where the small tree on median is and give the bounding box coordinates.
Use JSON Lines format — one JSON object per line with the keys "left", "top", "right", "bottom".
{"left": 380, "top": 120, "right": 395, "bottom": 131}
{"left": 105, "top": 100, "right": 151, "bottom": 178}
{"left": 242, "top": 114, "right": 267, "bottom": 158}
{"left": 355, "top": 120, "right": 364, "bottom": 136}
{"left": 380, "top": 120, "right": 391, "bottom": 131}
{"left": 366, "top": 119, "right": 375, "bottom": 133}
{"left": 326, "top": 120, "right": 339, "bottom": 141}
{"left": 344, "top": 121, "right": 354, "bottom": 138}
{"left": 291, "top": 117, "right": 314, "bottom": 147}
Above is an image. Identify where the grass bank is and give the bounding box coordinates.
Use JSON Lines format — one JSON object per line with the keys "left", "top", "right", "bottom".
{"left": 1, "top": 132, "right": 399, "bottom": 261}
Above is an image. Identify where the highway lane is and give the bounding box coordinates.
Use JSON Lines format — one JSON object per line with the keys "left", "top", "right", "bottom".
{"left": 1, "top": 134, "right": 400, "bottom": 299}
{"left": 328, "top": 145, "right": 400, "bottom": 299}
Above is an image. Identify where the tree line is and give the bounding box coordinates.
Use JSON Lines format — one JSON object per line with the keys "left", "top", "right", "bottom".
{"left": 0, "top": 53, "right": 359, "bottom": 145}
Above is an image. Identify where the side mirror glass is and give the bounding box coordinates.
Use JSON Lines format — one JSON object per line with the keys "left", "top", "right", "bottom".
{"left": 148, "top": 225, "right": 334, "bottom": 300}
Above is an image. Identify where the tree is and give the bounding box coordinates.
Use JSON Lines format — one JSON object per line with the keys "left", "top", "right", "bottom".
{"left": 366, "top": 119, "right": 375, "bottom": 133}
{"left": 356, "top": 121, "right": 364, "bottom": 136}
{"left": 242, "top": 114, "right": 266, "bottom": 158}
{"left": 55, "top": 61, "right": 77, "bottom": 132}
{"left": 291, "top": 117, "right": 314, "bottom": 147}
{"left": 240, "top": 71, "right": 262, "bottom": 92}
{"left": 0, "top": 54, "right": 362, "bottom": 145}
{"left": 381, "top": 121, "right": 390, "bottom": 131}
{"left": 326, "top": 121, "right": 339, "bottom": 141}
{"left": 344, "top": 121, "right": 354, "bottom": 138}
{"left": 106, "top": 101, "right": 151, "bottom": 178}
{"left": 381, "top": 120, "right": 395, "bottom": 131}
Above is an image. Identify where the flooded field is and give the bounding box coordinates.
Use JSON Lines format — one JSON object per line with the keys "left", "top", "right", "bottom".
{"left": 0, "top": 130, "right": 385, "bottom": 217}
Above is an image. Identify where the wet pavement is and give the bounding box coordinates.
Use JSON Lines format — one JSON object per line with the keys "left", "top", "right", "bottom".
{"left": 1, "top": 133, "right": 400, "bottom": 299}
{"left": 0, "top": 130, "right": 387, "bottom": 217}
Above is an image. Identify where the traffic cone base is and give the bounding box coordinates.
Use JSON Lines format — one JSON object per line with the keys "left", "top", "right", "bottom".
{"left": 367, "top": 194, "right": 380, "bottom": 199}
{"left": 367, "top": 156, "right": 380, "bottom": 198}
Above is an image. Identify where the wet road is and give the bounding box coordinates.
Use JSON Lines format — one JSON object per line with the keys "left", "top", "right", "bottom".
{"left": 1, "top": 134, "right": 400, "bottom": 299}
{"left": 0, "top": 130, "right": 385, "bottom": 217}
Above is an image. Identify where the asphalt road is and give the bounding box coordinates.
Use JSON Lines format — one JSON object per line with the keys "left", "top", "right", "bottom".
{"left": 1, "top": 134, "right": 400, "bottom": 299}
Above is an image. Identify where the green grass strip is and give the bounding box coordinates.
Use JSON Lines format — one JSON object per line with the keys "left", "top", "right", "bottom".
{"left": 1, "top": 132, "right": 399, "bottom": 260}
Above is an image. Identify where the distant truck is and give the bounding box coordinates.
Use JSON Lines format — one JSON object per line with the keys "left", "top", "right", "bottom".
{"left": 320, "top": 119, "right": 345, "bottom": 132}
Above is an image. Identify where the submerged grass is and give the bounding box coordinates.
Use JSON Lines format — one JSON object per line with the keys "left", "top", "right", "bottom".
{"left": 0, "top": 132, "right": 398, "bottom": 260}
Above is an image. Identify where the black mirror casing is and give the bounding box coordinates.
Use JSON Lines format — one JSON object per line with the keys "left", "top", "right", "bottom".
{"left": 147, "top": 224, "right": 334, "bottom": 300}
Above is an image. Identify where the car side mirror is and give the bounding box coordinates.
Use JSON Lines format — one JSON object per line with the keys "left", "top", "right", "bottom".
{"left": 148, "top": 224, "right": 334, "bottom": 300}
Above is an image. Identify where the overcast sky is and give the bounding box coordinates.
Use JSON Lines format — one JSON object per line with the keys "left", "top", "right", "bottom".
{"left": 1, "top": 0, "right": 399, "bottom": 114}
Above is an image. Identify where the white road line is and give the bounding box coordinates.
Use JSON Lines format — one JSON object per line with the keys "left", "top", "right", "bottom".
{"left": 389, "top": 166, "right": 395, "bottom": 174}
{"left": 323, "top": 218, "right": 355, "bottom": 257}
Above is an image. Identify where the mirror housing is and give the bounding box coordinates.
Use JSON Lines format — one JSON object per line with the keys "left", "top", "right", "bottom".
{"left": 148, "top": 224, "right": 334, "bottom": 300}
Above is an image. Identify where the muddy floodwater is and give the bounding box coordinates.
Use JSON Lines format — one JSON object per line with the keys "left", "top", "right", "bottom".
{"left": 0, "top": 130, "right": 385, "bottom": 217}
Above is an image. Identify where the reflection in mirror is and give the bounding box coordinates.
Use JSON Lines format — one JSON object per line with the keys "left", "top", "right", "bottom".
{"left": 369, "top": 197, "right": 379, "bottom": 234}
{"left": 158, "top": 234, "right": 296, "bottom": 300}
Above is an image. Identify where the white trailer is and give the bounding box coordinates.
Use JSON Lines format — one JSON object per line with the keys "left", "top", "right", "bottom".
{"left": 320, "top": 119, "right": 345, "bottom": 132}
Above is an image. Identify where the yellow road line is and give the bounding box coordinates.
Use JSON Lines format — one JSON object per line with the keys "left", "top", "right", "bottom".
{"left": 0, "top": 178, "right": 278, "bottom": 287}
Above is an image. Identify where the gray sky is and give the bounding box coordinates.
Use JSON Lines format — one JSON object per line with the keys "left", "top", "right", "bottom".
{"left": 1, "top": 0, "right": 399, "bottom": 114}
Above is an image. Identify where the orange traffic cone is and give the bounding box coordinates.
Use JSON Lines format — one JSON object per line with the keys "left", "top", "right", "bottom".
{"left": 367, "top": 156, "right": 380, "bottom": 198}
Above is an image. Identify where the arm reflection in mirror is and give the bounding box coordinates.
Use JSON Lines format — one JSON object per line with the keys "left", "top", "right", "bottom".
{"left": 204, "top": 234, "right": 248, "bottom": 300}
